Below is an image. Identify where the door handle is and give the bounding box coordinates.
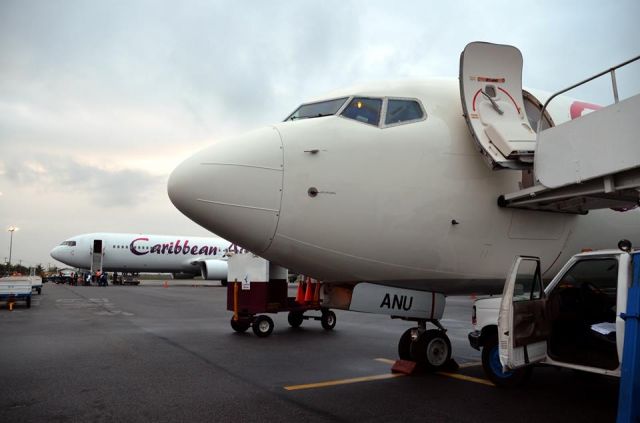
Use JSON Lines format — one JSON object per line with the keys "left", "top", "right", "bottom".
{"left": 482, "top": 90, "right": 504, "bottom": 115}
{"left": 304, "top": 149, "right": 319, "bottom": 154}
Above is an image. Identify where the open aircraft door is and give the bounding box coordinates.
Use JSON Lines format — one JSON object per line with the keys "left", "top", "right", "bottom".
{"left": 498, "top": 256, "right": 550, "bottom": 371}
{"left": 460, "top": 42, "right": 538, "bottom": 170}
{"left": 90, "top": 239, "right": 103, "bottom": 274}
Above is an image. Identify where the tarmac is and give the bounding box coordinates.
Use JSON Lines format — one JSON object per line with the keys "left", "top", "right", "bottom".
{"left": 0, "top": 282, "right": 619, "bottom": 422}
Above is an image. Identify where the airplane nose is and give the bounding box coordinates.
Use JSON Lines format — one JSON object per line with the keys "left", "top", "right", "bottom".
{"left": 50, "top": 247, "right": 61, "bottom": 261}
{"left": 168, "top": 126, "right": 284, "bottom": 254}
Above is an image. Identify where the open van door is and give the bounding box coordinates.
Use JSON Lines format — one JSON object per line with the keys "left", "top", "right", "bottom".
{"left": 460, "top": 42, "right": 537, "bottom": 170}
{"left": 498, "top": 256, "right": 550, "bottom": 370}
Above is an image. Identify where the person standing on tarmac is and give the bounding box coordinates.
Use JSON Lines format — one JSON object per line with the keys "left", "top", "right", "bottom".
{"left": 99, "top": 272, "right": 108, "bottom": 287}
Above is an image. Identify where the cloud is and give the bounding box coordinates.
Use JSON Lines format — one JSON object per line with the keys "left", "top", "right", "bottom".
{"left": 0, "top": 0, "right": 638, "bottom": 266}
{"left": 0, "top": 154, "right": 162, "bottom": 206}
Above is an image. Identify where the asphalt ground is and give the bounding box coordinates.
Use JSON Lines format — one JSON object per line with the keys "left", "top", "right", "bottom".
{"left": 0, "top": 282, "right": 619, "bottom": 422}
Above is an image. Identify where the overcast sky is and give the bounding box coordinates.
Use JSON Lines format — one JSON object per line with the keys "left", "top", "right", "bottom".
{"left": 1, "top": 0, "right": 639, "bottom": 268}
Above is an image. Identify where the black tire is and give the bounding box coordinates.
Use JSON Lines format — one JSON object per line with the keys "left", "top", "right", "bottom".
{"left": 481, "top": 335, "right": 532, "bottom": 387}
{"left": 398, "top": 328, "right": 413, "bottom": 360}
{"left": 320, "top": 310, "right": 336, "bottom": 330}
{"left": 252, "top": 315, "right": 274, "bottom": 337}
{"left": 230, "top": 318, "right": 250, "bottom": 333}
{"left": 25, "top": 297, "right": 31, "bottom": 309}
{"left": 287, "top": 311, "right": 304, "bottom": 328}
{"left": 37, "top": 288, "right": 42, "bottom": 295}
{"left": 220, "top": 280, "right": 228, "bottom": 287}
{"left": 410, "top": 329, "right": 452, "bottom": 371}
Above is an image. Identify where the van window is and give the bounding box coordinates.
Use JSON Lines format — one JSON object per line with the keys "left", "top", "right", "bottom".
{"left": 513, "top": 259, "right": 542, "bottom": 302}
{"left": 385, "top": 99, "right": 424, "bottom": 125}
{"left": 341, "top": 98, "right": 382, "bottom": 126}
{"left": 558, "top": 258, "right": 618, "bottom": 294}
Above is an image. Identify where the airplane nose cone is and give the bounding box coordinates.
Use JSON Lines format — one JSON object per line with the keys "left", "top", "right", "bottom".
{"left": 49, "top": 245, "right": 64, "bottom": 263}
{"left": 50, "top": 247, "right": 61, "bottom": 261}
{"left": 168, "top": 126, "right": 284, "bottom": 253}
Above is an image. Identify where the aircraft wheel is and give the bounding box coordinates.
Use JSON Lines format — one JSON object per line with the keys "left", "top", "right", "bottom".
{"left": 320, "top": 310, "right": 336, "bottom": 330}
{"left": 410, "top": 329, "right": 451, "bottom": 371}
{"left": 26, "top": 297, "right": 31, "bottom": 309}
{"left": 230, "top": 318, "right": 250, "bottom": 333}
{"left": 287, "top": 311, "right": 304, "bottom": 328}
{"left": 252, "top": 315, "right": 274, "bottom": 337}
{"left": 481, "top": 335, "right": 531, "bottom": 387}
{"left": 398, "top": 328, "right": 414, "bottom": 360}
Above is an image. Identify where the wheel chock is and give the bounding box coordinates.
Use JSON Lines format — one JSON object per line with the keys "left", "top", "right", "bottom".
{"left": 443, "top": 358, "right": 459, "bottom": 371}
{"left": 391, "top": 359, "right": 417, "bottom": 375}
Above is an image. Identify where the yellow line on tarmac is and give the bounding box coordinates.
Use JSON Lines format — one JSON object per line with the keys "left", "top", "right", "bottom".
{"left": 436, "top": 372, "right": 495, "bottom": 387}
{"left": 284, "top": 359, "right": 492, "bottom": 391}
{"left": 376, "top": 358, "right": 492, "bottom": 386}
{"left": 284, "top": 373, "right": 405, "bottom": 391}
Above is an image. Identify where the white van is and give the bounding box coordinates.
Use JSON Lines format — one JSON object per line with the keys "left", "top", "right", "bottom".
{"left": 469, "top": 245, "right": 634, "bottom": 387}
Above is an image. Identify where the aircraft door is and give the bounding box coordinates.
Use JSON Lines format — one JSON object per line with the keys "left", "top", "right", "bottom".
{"left": 498, "top": 256, "right": 550, "bottom": 370}
{"left": 460, "top": 42, "right": 537, "bottom": 170}
{"left": 91, "top": 239, "right": 103, "bottom": 273}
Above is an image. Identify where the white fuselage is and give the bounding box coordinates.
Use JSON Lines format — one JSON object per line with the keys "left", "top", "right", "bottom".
{"left": 50, "top": 232, "right": 238, "bottom": 274}
{"left": 168, "top": 78, "right": 640, "bottom": 294}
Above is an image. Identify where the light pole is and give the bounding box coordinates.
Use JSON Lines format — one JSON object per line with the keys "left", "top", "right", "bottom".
{"left": 7, "top": 226, "right": 18, "bottom": 272}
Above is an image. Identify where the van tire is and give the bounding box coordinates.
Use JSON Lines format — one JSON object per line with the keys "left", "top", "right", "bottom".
{"left": 481, "top": 335, "right": 532, "bottom": 387}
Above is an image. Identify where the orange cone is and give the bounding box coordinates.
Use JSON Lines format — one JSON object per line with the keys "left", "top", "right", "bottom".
{"left": 313, "top": 282, "right": 321, "bottom": 303}
{"left": 304, "top": 278, "right": 313, "bottom": 302}
{"left": 295, "top": 281, "right": 305, "bottom": 303}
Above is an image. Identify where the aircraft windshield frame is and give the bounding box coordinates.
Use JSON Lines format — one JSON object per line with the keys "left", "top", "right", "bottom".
{"left": 285, "top": 97, "right": 349, "bottom": 121}
{"left": 60, "top": 241, "right": 77, "bottom": 246}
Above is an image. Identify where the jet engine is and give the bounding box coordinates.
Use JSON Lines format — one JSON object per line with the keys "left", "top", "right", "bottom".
{"left": 199, "top": 259, "right": 228, "bottom": 285}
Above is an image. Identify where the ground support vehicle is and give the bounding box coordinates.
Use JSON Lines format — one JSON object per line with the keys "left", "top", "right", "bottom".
{"left": 468, "top": 241, "right": 639, "bottom": 423}
{"left": 227, "top": 254, "right": 336, "bottom": 337}
{"left": 0, "top": 276, "right": 33, "bottom": 309}
{"left": 30, "top": 273, "right": 42, "bottom": 295}
{"left": 112, "top": 273, "right": 140, "bottom": 286}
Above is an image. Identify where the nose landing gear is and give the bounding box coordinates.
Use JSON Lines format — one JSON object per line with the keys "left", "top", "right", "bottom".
{"left": 397, "top": 319, "right": 454, "bottom": 372}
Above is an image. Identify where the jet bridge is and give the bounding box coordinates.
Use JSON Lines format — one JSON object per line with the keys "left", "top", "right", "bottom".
{"left": 460, "top": 42, "right": 640, "bottom": 214}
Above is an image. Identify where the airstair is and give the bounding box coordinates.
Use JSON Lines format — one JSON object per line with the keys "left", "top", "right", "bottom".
{"left": 460, "top": 42, "right": 640, "bottom": 214}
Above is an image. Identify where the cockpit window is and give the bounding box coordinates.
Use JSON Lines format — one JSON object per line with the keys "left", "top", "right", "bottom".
{"left": 341, "top": 97, "right": 382, "bottom": 126}
{"left": 385, "top": 99, "right": 424, "bottom": 125}
{"left": 60, "top": 241, "right": 76, "bottom": 246}
{"left": 286, "top": 97, "right": 348, "bottom": 121}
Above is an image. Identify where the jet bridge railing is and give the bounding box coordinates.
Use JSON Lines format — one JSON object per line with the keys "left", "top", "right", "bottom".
{"left": 498, "top": 54, "right": 640, "bottom": 214}
{"left": 536, "top": 54, "right": 640, "bottom": 133}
